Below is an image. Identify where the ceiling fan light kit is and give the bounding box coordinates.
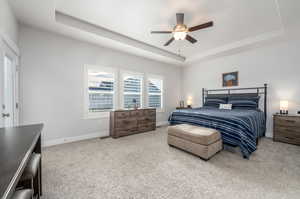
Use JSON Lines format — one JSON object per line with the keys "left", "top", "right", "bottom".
{"left": 174, "top": 31, "right": 187, "bottom": 40}
{"left": 151, "top": 13, "right": 214, "bottom": 46}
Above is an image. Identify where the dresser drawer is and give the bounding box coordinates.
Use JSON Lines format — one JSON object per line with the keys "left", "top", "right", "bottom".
{"left": 138, "top": 116, "right": 155, "bottom": 125}
{"left": 144, "top": 109, "right": 156, "bottom": 116}
{"left": 116, "top": 119, "right": 137, "bottom": 129}
{"left": 130, "top": 110, "right": 144, "bottom": 117}
{"left": 115, "top": 111, "right": 130, "bottom": 119}
{"left": 274, "top": 116, "right": 300, "bottom": 127}
{"left": 138, "top": 123, "right": 156, "bottom": 132}
{"left": 115, "top": 128, "right": 138, "bottom": 137}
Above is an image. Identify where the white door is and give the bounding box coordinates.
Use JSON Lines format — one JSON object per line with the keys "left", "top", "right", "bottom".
{"left": 0, "top": 40, "right": 19, "bottom": 128}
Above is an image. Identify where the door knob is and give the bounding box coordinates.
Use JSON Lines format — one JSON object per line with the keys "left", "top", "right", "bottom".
{"left": 2, "top": 113, "right": 10, "bottom": 118}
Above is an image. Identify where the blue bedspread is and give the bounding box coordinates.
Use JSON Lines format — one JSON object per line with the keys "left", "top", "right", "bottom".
{"left": 168, "top": 107, "right": 265, "bottom": 158}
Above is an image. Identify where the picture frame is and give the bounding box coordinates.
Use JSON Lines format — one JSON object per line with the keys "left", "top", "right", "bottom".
{"left": 222, "top": 71, "right": 238, "bottom": 87}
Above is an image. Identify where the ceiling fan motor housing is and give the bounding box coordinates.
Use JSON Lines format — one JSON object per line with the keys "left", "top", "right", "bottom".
{"left": 174, "top": 24, "right": 188, "bottom": 32}
{"left": 173, "top": 24, "right": 188, "bottom": 40}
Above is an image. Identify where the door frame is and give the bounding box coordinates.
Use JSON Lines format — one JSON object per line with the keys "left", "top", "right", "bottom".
{"left": 0, "top": 35, "right": 20, "bottom": 127}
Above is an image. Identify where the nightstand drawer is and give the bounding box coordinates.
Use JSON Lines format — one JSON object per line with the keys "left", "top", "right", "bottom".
{"left": 274, "top": 126, "right": 300, "bottom": 136}
{"left": 274, "top": 136, "right": 300, "bottom": 145}
{"left": 274, "top": 116, "right": 300, "bottom": 128}
{"left": 274, "top": 129, "right": 300, "bottom": 140}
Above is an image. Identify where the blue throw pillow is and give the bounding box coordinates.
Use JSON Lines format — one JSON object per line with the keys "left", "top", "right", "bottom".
{"left": 204, "top": 97, "right": 227, "bottom": 108}
{"left": 228, "top": 99, "right": 258, "bottom": 109}
{"left": 228, "top": 96, "right": 260, "bottom": 103}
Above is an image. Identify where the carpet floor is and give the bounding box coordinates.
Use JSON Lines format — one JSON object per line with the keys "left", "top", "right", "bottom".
{"left": 42, "top": 127, "right": 300, "bottom": 199}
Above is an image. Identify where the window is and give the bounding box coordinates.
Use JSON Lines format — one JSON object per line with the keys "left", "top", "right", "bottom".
{"left": 147, "top": 76, "right": 163, "bottom": 110}
{"left": 84, "top": 65, "right": 165, "bottom": 118}
{"left": 121, "top": 72, "right": 143, "bottom": 109}
{"left": 84, "top": 65, "right": 117, "bottom": 118}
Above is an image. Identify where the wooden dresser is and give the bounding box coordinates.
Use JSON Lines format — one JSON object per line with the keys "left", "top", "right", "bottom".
{"left": 273, "top": 114, "right": 300, "bottom": 145}
{"left": 110, "top": 108, "right": 156, "bottom": 138}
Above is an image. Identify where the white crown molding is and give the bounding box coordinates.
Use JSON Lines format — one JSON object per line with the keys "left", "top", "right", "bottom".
{"left": 185, "top": 29, "right": 285, "bottom": 65}
{"left": 55, "top": 11, "right": 186, "bottom": 63}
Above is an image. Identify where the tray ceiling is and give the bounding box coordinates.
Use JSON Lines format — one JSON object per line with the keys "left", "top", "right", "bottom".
{"left": 9, "top": 0, "right": 299, "bottom": 65}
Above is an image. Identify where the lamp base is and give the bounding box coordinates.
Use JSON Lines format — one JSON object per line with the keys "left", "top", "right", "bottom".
{"left": 280, "top": 110, "right": 288, "bottom": 115}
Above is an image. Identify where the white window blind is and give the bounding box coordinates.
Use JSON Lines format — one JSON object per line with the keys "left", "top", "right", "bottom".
{"left": 87, "top": 69, "right": 115, "bottom": 112}
{"left": 122, "top": 73, "right": 143, "bottom": 109}
{"left": 147, "top": 77, "right": 163, "bottom": 109}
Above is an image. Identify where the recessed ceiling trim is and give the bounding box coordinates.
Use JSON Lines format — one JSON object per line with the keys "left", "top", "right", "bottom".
{"left": 55, "top": 11, "right": 185, "bottom": 62}
{"left": 186, "top": 29, "right": 284, "bottom": 64}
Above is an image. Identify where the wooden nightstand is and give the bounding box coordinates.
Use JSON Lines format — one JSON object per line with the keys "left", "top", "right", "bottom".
{"left": 273, "top": 114, "right": 300, "bottom": 146}
{"left": 176, "top": 107, "right": 192, "bottom": 110}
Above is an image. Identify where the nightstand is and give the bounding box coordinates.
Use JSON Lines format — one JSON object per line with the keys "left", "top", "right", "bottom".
{"left": 273, "top": 114, "right": 300, "bottom": 146}
{"left": 176, "top": 107, "right": 192, "bottom": 110}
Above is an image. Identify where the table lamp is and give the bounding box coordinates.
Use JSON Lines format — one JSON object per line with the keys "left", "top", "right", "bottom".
{"left": 187, "top": 97, "right": 192, "bottom": 108}
{"left": 280, "top": 100, "right": 288, "bottom": 115}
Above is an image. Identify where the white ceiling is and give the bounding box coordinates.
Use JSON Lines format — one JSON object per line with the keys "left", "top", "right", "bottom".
{"left": 9, "top": 0, "right": 300, "bottom": 65}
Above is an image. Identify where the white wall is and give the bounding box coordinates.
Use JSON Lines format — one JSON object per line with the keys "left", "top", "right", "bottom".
{"left": 182, "top": 36, "right": 300, "bottom": 137}
{"left": 0, "top": 0, "right": 19, "bottom": 44}
{"left": 19, "top": 25, "right": 181, "bottom": 145}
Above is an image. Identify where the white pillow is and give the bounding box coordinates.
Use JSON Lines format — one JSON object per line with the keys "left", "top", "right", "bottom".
{"left": 219, "top": 104, "right": 232, "bottom": 110}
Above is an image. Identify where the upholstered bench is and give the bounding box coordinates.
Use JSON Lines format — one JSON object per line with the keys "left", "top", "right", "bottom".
{"left": 167, "top": 124, "right": 222, "bottom": 160}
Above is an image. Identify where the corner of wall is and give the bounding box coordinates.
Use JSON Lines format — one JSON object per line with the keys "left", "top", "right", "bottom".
{"left": 0, "top": 0, "right": 19, "bottom": 45}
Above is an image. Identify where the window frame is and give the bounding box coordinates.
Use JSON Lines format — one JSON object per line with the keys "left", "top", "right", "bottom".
{"left": 83, "top": 65, "right": 118, "bottom": 119}
{"left": 146, "top": 74, "right": 164, "bottom": 112}
{"left": 120, "top": 70, "right": 144, "bottom": 109}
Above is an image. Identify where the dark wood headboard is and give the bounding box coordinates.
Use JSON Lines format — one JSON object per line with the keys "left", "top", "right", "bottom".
{"left": 202, "top": 84, "right": 268, "bottom": 135}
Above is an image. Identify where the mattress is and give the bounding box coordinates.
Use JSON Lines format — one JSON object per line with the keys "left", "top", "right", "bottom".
{"left": 168, "top": 107, "right": 265, "bottom": 158}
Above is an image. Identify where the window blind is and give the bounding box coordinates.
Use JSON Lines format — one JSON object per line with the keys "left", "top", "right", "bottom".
{"left": 88, "top": 70, "right": 114, "bottom": 112}
{"left": 123, "top": 75, "right": 142, "bottom": 108}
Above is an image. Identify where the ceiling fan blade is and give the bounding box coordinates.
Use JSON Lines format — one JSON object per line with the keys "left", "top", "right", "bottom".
{"left": 186, "top": 35, "right": 197, "bottom": 44}
{"left": 151, "top": 31, "right": 173, "bottom": 34}
{"left": 188, "top": 21, "right": 213, "bottom": 32}
{"left": 164, "top": 37, "right": 175, "bottom": 46}
{"left": 176, "top": 13, "right": 184, "bottom": 24}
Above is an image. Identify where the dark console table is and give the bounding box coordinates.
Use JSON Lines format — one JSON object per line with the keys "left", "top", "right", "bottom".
{"left": 0, "top": 124, "right": 43, "bottom": 199}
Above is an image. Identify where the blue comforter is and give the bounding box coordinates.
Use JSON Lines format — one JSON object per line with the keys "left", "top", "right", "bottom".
{"left": 168, "top": 107, "right": 265, "bottom": 158}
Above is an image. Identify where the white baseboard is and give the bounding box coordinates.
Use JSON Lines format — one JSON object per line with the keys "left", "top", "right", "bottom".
{"left": 265, "top": 131, "right": 273, "bottom": 138}
{"left": 43, "top": 121, "right": 169, "bottom": 147}
{"left": 43, "top": 131, "right": 109, "bottom": 147}
{"left": 157, "top": 121, "right": 169, "bottom": 127}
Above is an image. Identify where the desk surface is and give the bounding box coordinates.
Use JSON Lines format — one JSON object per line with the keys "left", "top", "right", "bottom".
{"left": 0, "top": 124, "right": 43, "bottom": 199}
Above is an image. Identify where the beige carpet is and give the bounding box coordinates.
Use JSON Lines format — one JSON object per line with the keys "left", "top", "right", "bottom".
{"left": 42, "top": 127, "right": 300, "bottom": 199}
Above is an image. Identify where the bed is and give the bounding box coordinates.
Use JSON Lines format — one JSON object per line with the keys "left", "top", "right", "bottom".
{"left": 169, "top": 84, "right": 267, "bottom": 158}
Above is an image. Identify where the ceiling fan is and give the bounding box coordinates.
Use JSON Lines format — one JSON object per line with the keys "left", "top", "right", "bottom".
{"left": 151, "top": 13, "right": 213, "bottom": 46}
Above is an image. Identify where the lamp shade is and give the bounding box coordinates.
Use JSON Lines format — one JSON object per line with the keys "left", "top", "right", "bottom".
{"left": 280, "top": 100, "right": 288, "bottom": 110}
{"left": 187, "top": 97, "right": 192, "bottom": 106}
